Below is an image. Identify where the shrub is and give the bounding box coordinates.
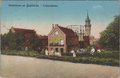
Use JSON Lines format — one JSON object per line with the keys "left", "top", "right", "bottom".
{"left": 1, "top": 50, "right": 119, "bottom": 66}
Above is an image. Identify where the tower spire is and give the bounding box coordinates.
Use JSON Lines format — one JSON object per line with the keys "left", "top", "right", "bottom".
{"left": 86, "top": 10, "right": 90, "bottom": 22}
{"left": 87, "top": 9, "right": 88, "bottom": 17}
{"left": 87, "top": 10, "right": 89, "bottom": 19}
{"left": 85, "top": 10, "right": 91, "bottom": 36}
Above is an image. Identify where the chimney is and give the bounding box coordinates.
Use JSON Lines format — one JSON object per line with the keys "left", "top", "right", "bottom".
{"left": 52, "top": 24, "right": 54, "bottom": 29}
{"left": 55, "top": 24, "right": 58, "bottom": 27}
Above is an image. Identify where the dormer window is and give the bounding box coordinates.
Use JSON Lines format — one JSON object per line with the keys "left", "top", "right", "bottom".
{"left": 55, "top": 31, "right": 58, "bottom": 35}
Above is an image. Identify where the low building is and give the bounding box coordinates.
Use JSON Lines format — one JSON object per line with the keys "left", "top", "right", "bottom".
{"left": 9, "top": 27, "right": 37, "bottom": 49}
{"left": 10, "top": 27, "right": 48, "bottom": 51}
{"left": 48, "top": 24, "right": 79, "bottom": 54}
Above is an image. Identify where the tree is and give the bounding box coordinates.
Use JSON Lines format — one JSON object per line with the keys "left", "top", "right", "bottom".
{"left": 99, "top": 15, "right": 119, "bottom": 50}
{"left": 1, "top": 32, "right": 24, "bottom": 50}
{"left": 1, "top": 31, "right": 42, "bottom": 51}
{"left": 1, "top": 34, "right": 9, "bottom": 49}
{"left": 30, "top": 35, "right": 42, "bottom": 51}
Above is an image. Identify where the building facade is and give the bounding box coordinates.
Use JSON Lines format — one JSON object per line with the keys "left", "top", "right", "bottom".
{"left": 48, "top": 24, "right": 79, "bottom": 54}
{"left": 67, "top": 12, "right": 92, "bottom": 48}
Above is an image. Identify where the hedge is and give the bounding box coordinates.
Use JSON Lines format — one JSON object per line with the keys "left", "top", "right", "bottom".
{"left": 1, "top": 50, "right": 119, "bottom": 66}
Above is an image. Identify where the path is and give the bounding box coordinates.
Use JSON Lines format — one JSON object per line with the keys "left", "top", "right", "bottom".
{"left": 0, "top": 55, "right": 119, "bottom": 78}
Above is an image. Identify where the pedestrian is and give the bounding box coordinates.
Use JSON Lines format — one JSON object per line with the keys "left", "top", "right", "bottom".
{"left": 97, "top": 49, "right": 101, "bottom": 53}
{"left": 71, "top": 50, "right": 76, "bottom": 57}
{"left": 90, "top": 47, "right": 95, "bottom": 55}
{"left": 25, "top": 47, "right": 28, "bottom": 51}
{"left": 51, "top": 49, "right": 54, "bottom": 55}
{"left": 45, "top": 49, "right": 48, "bottom": 55}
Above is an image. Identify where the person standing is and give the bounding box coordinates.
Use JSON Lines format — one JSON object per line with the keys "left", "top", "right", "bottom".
{"left": 71, "top": 50, "right": 76, "bottom": 57}
{"left": 45, "top": 49, "right": 48, "bottom": 55}
{"left": 90, "top": 47, "right": 95, "bottom": 55}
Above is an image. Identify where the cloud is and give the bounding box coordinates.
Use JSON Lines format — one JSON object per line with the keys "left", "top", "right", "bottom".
{"left": 93, "top": 5, "right": 103, "bottom": 9}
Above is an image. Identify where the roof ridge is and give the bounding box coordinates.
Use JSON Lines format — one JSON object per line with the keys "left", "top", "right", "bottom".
{"left": 13, "top": 27, "right": 34, "bottom": 31}
{"left": 57, "top": 25, "right": 72, "bottom": 31}
{"left": 57, "top": 25, "right": 76, "bottom": 37}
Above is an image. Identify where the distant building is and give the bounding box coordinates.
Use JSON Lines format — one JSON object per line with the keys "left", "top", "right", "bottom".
{"left": 9, "top": 27, "right": 36, "bottom": 49}
{"left": 89, "top": 36, "right": 95, "bottom": 46}
{"left": 84, "top": 12, "right": 91, "bottom": 37}
{"left": 8, "top": 12, "right": 92, "bottom": 52}
{"left": 9, "top": 27, "right": 48, "bottom": 51}
{"left": 67, "top": 12, "right": 92, "bottom": 48}
{"left": 48, "top": 24, "right": 79, "bottom": 54}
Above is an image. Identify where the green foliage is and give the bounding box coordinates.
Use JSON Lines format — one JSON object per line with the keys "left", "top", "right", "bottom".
{"left": 99, "top": 15, "right": 119, "bottom": 50}
{"left": 1, "top": 50, "right": 39, "bottom": 57}
{"left": 30, "top": 35, "right": 42, "bottom": 50}
{"left": 1, "top": 32, "right": 24, "bottom": 50}
{"left": 49, "top": 37, "right": 63, "bottom": 43}
{"left": 1, "top": 50, "right": 119, "bottom": 66}
{"left": 77, "top": 51, "right": 119, "bottom": 59}
{"left": 1, "top": 31, "right": 42, "bottom": 51}
{"left": 31, "top": 53, "right": 120, "bottom": 66}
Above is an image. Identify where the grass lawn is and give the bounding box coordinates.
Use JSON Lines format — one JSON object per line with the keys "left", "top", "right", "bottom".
{"left": 1, "top": 50, "right": 119, "bottom": 66}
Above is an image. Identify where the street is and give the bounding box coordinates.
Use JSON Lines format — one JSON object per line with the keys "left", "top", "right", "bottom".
{"left": 0, "top": 55, "right": 119, "bottom": 78}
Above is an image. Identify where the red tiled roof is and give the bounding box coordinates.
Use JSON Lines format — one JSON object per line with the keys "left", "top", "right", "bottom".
{"left": 57, "top": 26, "right": 76, "bottom": 37}
{"left": 11, "top": 27, "right": 36, "bottom": 33}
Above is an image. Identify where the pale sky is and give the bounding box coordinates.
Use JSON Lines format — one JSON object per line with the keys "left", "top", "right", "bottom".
{"left": 1, "top": 0, "right": 119, "bottom": 38}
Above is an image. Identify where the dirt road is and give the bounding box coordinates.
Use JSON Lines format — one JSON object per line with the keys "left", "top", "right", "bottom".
{"left": 0, "top": 55, "right": 119, "bottom": 78}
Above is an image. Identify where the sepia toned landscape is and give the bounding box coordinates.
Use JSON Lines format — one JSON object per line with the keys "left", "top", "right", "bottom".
{"left": 0, "top": 55, "right": 119, "bottom": 78}
{"left": 0, "top": 0, "right": 119, "bottom": 78}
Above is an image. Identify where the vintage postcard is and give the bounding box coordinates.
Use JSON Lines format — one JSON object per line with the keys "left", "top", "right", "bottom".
{"left": 0, "top": 0, "right": 119, "bottom": 78}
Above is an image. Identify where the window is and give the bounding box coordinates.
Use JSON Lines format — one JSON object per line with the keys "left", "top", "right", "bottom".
{"left": 55, "top": 31, "right": 58, "bottom": 35}
{"left": 60, "top": 48, "right": 64, "bottom": 53}
{"left": 55, "top": 48, "right": 58, "bottom": 52}
{"left": 60, "top": 39, "right": 64, "bottom": 45}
